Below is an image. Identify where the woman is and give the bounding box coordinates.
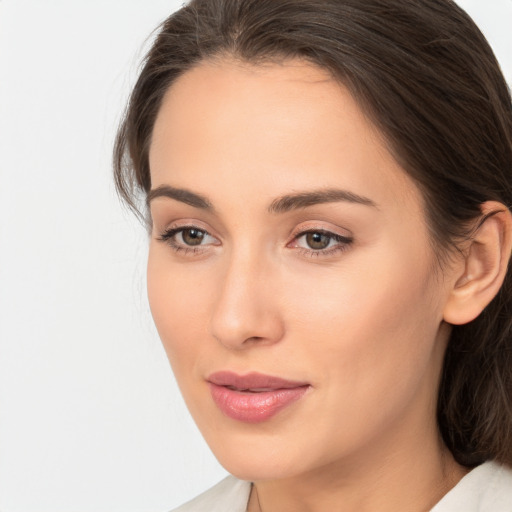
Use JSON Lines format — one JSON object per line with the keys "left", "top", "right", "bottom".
{"left": 114, "top": 0, "right": 512, "bottom": 510}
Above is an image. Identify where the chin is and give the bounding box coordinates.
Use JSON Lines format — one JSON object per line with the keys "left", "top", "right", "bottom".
{"left": 218, "top": 454, "right": 299, "bottom": 482}
{"left": 203, "top": 428, "right": 317, "bottom": 482}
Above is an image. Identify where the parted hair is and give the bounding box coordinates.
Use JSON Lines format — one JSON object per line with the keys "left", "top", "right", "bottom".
{"left": 113, "top": 0, "right": 512, "bottom": 467}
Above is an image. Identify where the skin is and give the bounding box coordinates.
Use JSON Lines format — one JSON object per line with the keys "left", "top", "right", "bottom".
{"left": 146, "top": 58, "right": 510, "bottom": 511}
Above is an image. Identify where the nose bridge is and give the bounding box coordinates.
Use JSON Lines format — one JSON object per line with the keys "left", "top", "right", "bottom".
{"left": 209, "top": 241, "right": 283, "bottom": 348}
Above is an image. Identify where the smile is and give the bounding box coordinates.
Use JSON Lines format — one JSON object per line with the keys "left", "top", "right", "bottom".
{"left": 207, "top": 371, "right": 310, "bottom": 423}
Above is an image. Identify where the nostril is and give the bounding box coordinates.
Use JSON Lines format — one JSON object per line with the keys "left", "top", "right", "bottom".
{"left": 245, "top": 336, "right": 264, "bottom": 343}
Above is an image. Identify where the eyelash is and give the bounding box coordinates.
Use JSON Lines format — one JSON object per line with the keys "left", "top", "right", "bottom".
{"left": 157, "top": 225, "right": 212, "bottom": 256}
{"left": 157, "top": 225, "right": 353, "bottom": 258}
{"left": 293, "top": 230, "right": 353, "bottom": 258}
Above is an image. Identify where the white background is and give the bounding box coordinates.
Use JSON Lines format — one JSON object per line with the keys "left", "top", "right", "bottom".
{"left": 0, "top": 1, "right": 510, "bottom": 511}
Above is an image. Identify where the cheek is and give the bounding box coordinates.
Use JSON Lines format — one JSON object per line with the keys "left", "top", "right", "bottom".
{"left": 284, "top": 244, "right": 438, "bottom": 344}
{"left": 146, "top": 245, "right": 213, "bottom": 373}
{"left": 281, "top": 244, "right": 442, "bottom": 416}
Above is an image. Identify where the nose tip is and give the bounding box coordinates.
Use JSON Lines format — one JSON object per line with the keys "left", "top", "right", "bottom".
{"left": 211, "top": 312, "right": 283, "bottom": 350}
{"left": 209, "top": 263, "right": 285, "bottom": 350}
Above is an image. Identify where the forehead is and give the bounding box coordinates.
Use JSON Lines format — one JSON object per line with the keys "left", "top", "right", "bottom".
{"left": 149, "top": 57, "right": 423, "bottom": 216}
{"left": 151, "top": 58, "right": 366, "bottom": 163}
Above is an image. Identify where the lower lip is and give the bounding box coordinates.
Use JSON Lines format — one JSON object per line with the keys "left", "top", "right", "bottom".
{"left": 208, "top": 383, "right": 309, "bottom": 423}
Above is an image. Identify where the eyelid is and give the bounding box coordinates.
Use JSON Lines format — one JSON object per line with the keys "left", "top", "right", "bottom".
{"left": 161, "top": 224, "right": 219, "bottom": 242}
{"left": 288, "top": 222, "right": 353, "bottom": 242}
{"left": 153, "top": 216, "right": 212, "bottom": 232}
{"left": 155, "top": 216, "right": 220, "bottom": 238}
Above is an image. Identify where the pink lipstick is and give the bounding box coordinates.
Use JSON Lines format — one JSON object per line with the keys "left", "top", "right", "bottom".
{"left": 207, "top": 371, "right": 310, "bottom": 423}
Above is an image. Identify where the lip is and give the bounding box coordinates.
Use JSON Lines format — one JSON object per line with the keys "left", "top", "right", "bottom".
{"left": 207, "top": 371, "right": 310, "bottom": 423}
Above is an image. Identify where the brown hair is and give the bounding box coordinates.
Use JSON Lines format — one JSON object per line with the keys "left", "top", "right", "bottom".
{"left": 113, "top": 0, "right": 512, "bottom": 467}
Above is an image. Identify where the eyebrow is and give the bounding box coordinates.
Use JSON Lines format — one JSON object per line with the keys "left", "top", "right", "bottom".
{"left": 268, "top": 188, "right": 378, "bottom": 213}
{"left": 147, "top": 185, "right": 213, "bottom": 210}
{"left": 147, "top": 185, "right": 377, "bottom": 213}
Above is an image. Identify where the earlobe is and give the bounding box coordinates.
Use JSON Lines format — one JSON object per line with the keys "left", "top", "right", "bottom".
{"left": 443, "top": 201, "right": 512, "bottom": 326}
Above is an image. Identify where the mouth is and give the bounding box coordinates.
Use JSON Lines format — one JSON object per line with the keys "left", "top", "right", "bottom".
{"left": 207, "top": 371, "right": 311, "bottom": 423}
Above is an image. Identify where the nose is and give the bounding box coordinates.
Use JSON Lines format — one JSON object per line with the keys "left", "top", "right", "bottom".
{"left": 209, "top": 248, "right": 285, "bottom": 350}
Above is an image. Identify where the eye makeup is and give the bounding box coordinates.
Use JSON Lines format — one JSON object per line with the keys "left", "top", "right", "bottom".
{"left": 157, "top": 224, "right": 353, "bottom": 259}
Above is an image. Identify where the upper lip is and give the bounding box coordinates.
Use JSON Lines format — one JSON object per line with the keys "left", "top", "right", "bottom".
{"left": 207, "top": 371, "right": 310, "bottom": 391}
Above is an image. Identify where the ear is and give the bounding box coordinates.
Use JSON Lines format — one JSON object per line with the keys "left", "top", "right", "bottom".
{"left": 443, "top": 201, "right": 512, "bottom": 325}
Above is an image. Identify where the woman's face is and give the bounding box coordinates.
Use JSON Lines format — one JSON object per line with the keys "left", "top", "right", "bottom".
{"left": 147, "top": 58, "right": 456, "bottom": 481}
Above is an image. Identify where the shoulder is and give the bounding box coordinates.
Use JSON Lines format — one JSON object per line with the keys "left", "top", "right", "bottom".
{"left": 169, "top": 475, "right": 252, "bottom": 512}
{"left": 431, "top": 460, "right": 512, "bottom": 512}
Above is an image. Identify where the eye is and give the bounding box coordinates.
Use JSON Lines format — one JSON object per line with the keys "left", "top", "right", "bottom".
{"left": 291, "top": 229, "right": 353, "bottom": 257}
{"left": 157, "top": 225, "right": 219, "bottom": 254}
{"left": 178, "top": 227, "right": 206, "bottom": 246}
{"left": 302, "top": 232, "right": 333, "bottom": 250}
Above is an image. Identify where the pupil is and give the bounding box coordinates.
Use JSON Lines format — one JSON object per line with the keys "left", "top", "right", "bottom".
{"left": 183, "top": 229, "right": 204, "bottom": 246}
{"left": 306, "top": 232, "right": 330, "bottom": 250}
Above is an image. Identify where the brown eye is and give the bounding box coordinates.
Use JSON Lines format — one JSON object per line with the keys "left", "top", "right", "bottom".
{"left": 158, "top": 225, "right": 219, "bottom": 253}
{"left": 181, "top": 228, "right": 205, "bottom": 246}
{"left": 305, "top": 232, "right": 331, "bottom": 250}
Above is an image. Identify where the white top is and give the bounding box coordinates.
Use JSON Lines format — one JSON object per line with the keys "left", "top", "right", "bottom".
{"left": 170, "top": 460, "right": 512, "bottom": 511}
